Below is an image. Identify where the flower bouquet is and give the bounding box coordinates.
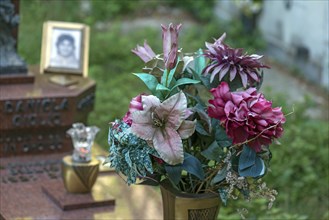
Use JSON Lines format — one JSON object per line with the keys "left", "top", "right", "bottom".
{"left": 106, "top": 23, "right": 285, "bottom": 218}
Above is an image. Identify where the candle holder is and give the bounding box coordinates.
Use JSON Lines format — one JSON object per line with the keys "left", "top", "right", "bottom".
{"left": 62, "top": 123, "right": 100, "bottom": 193}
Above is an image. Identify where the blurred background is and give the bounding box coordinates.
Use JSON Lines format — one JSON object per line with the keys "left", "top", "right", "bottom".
{"left": 18, "top": 0, "right": 328, "bottom": 219}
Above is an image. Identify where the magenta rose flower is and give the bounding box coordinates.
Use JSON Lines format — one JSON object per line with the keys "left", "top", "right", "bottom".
{"left": 208, "top": 82, "right": 285, "bottom": 152}
{"left": 123, "top": 94, "right": 143, "bottom": 126}
{"left": 203, "top": 33, "right": 269, "bottom": 87}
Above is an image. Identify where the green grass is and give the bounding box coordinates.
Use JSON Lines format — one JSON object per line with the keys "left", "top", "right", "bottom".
{"left": 18, "top": 1, "right": 329, "bottom": 219}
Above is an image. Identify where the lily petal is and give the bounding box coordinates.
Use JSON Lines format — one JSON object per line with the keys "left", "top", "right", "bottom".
{"left": 178, "top": 119, "right": 196, "bottom": 139}
{"left": 131, "top": 111, "right": 155, "bottom": 140}
{"left": 153, "top": 126, "right": 184, "bottom": 165}
{"left": 156, "top": 91, "right": 187, "bottom": 130}
{"left": 142, "top": 95, "right": 160, "bottom": 112}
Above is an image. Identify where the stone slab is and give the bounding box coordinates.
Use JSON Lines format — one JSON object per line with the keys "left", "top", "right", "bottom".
{"left": 0, "top": 73, "right": 34, "bottom": 85}
{"left": 42, "top": 181, "right": 115, "bottom": 211}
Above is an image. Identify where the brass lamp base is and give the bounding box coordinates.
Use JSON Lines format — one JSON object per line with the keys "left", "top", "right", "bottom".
{"left": 61, "top": 155, "right": 100, "bottom": 193}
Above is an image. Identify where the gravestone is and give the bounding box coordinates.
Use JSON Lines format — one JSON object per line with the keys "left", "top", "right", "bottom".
{"left": 0, "top": 0, "right": 95, "bottom": 157}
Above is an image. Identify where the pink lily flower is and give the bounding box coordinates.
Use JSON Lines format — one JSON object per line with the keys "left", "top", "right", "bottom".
{"left": 131, "top": 91, "right": 196, "bottom": 165}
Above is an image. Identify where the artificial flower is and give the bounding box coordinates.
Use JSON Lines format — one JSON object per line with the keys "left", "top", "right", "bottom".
{"left": 108, "top": 24, "right": 286, "bottom": 210}
{"left": 208, "top": 82, "right": 285, "bottom": 152}
{"left": 130, "top": 91, "right": 196, "bottom": 165}
{"left": 131, "top": 41, "right": 156, "bottom": 63}
{"left": 203, "top": 33, "right": 269, "bottom": 87}
{"left": 161, "top": 23, "right": 182, "bottom": 70}
{"left": 123, "top": 94, "right": 144, "bottom": 125}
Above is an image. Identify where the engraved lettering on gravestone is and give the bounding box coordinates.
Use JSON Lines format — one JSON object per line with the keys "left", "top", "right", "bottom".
{"left": 4, "top": 98, "right": 69, "bottom": 114}
{"left": 4, "top": 100, "right": 13, "bottom": 113}
{"left": 22, "top": 143, "right": 29, "bottom": 152}
{"left": 16, "top": 136, "right": 22, "bottom": 142}
{"left": 1, "top": 131, "right": 64, "bottom": 155}
{"left": 77, "top": 93, "right": 95, "bottom": 110}
{"left": 0, "top": 0, "right": 27, "bottom": 75}
{"left": 4, "top": 98, "right": 69, "bottom": 127}
{"left": 15, "top": 100, "right": 23, "bottom": 112}
{"left": 2, "top": 160, "right": 61, "bottom": 183}
{"left": 4, "top": 143, "right": 16, "bottom": 154}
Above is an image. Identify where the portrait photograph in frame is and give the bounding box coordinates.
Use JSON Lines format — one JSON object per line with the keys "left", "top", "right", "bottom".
{"left": 40, "top": 21, "right": 89, "bottom": 77}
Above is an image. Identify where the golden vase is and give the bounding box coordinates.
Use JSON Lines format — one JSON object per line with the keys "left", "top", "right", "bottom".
{"left": 61, "top": 155, "right": 99, "bottom": 193}
{"left": 160, "top": 180, "right": 221, "bottom": 220}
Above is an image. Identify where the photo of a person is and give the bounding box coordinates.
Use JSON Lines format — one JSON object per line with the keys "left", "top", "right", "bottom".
{"left": 40, "top": 21, "right": 89, "bottom": 76}
{"left": 49, "top": 29, "right": 81, "bottom": 69}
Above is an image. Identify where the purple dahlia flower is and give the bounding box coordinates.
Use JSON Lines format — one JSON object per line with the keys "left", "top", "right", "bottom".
{"left": 203, "top": 33, "right": 269, "bottom": 88}
{"left": 208, "top": 82, "right": 285, "bottom": 152}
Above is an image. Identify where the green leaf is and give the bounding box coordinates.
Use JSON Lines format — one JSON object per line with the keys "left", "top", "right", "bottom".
{"left": 138, "top": 175, "right": 160, "bottom": 186}
{"left": 194, "top": 104, "right": 212, "bottom": 133}
{"left": 190, "top": 68, "right": 211, "bottom": 89}
{"left": 182, "top": 153, "right": 205, "bottom": 180}
{"left": 133, "top": 73, "right": 158, "bottom": 94}
{"left": 124, "top": 151, "right": 132, "bottom": 167}
{"left": 161, "top": 60, "right": 182, "bottom": 88}
{"left": 219, "top": 188, "right": 228, "bottom": 206}
{"left": 239, "top": 145, "right": 256, "bottom": 170}
{"left": 164, "top": 164, "right": 182, "bottom": 185}
{"left": 156, "top": 83, "right": 170, "bottom": 91}
{"left": 214, "top": 123, "right": 232, "bottom": 147}
{"left": 194, "top": 84, "right": 213, "bottom": 106}
{"left": 190, "top": 68, "right": 201, "bottom": 81}
{"left": 194, "top": 48, "right": 206, "bottom": 75}
{"left": 256, "top": 70, "right": 264, "bottom": 91}
{"left": 238, "top": 145, "right": 266, "bottom": 177}
{"left": 228, "top": 76, "right": 243, "bottom": 91}
{"left": 211, "top": 166, "right": 227, "bottom": 185}
{"left": 167, "top": 60, "right": 181, "bottom": 87}
{"left": 195, "top": 122, "right": 210, "bottom": 136}
{"left": 239, "top": 156, "right": 265, "bottom": 178}
{"left": 175, "top": 60, "right": 184, "bottom": 75}
{"left": 160, "top": 69, "right": 168, "bottom": 86}
{"left": 201, "top": 141, "right": 223, "bottom": 162}
{"left": 170, "top": 78, "right": 200, "bottom": 92}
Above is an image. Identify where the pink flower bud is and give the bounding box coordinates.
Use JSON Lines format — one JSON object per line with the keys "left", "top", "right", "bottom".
{"left": 123, "top": 94, "right": 143, "bottom": 126}
{"left": 161, "top": 23, "right": 182, "bottom": 70}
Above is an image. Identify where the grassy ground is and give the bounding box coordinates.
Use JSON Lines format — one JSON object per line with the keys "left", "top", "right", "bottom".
{"left": 18, "top": 1, "right": 328, "bottom": 219}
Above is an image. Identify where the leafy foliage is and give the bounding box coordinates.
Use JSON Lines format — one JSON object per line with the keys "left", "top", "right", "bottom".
{"left": 238, "top": 145, "right": 265, "bottom": 177}
{"left": 106, "top": 121, "right": 158, "bottom": 185}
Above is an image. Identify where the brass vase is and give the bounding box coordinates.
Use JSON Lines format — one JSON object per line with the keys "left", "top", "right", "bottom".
{"left": 160, "top": 180, "right": 221, "bottom": 220}
{"left": 61, "top": 155, "right": 99, "bottom": 193}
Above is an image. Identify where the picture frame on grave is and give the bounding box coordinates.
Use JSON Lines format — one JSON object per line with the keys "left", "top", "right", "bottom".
{"left": 40, "top": 21, "right": 90, "bottom": 77}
